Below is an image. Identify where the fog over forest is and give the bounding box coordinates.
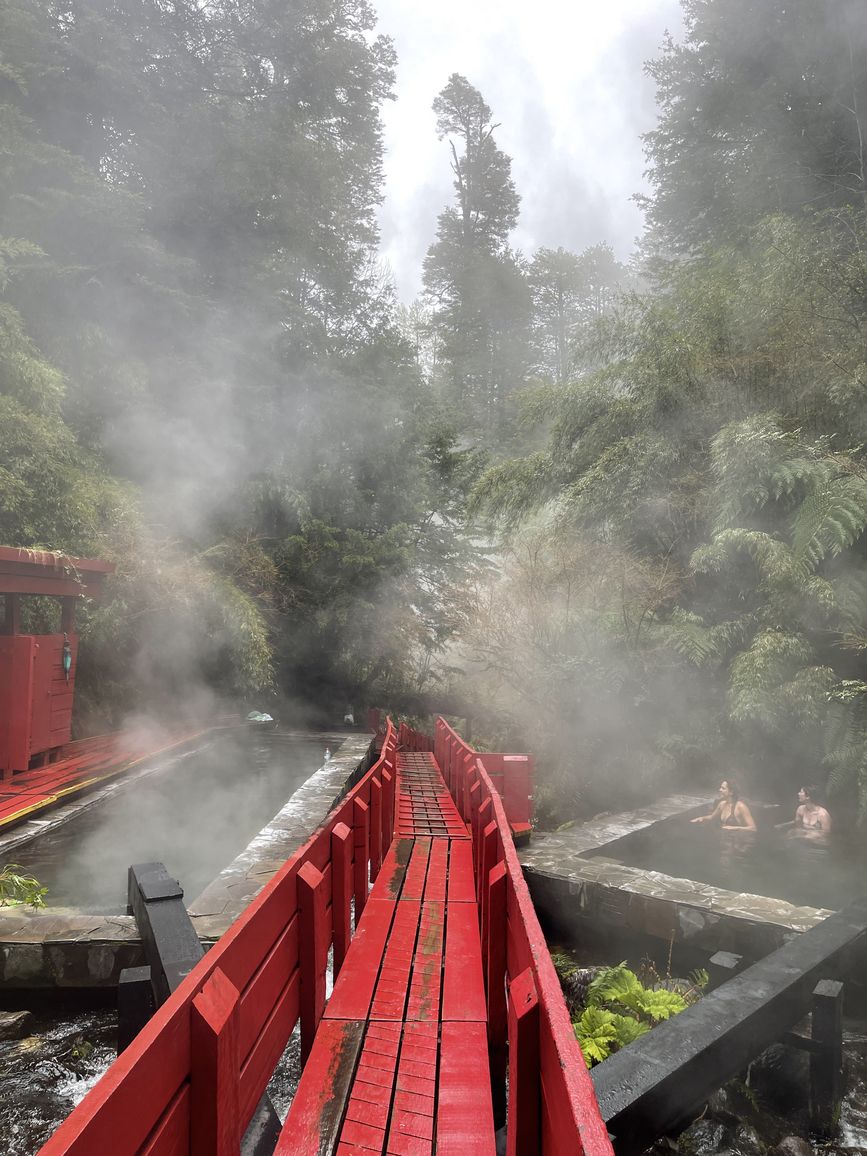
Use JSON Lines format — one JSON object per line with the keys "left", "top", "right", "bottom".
{"left": 2, "top": 0, "right": 867, "bottom": 827}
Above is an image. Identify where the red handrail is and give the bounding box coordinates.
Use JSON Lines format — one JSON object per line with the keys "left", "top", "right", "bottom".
{"left": 431, "top": 716, "right": 613, "bottom": 1156}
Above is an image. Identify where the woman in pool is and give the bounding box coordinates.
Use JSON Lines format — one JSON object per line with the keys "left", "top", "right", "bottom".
{"left": 690, "top": 779, "right": 757, "bottom": 831}
{"left": 776, "top": 785, "right": 832, "bottom": 836}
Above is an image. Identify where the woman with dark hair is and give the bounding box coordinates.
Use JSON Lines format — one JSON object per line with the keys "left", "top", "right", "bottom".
{"left": 776, "top": 785, "right": 832, "bottom": 836}
{"left": 691, "top": 779, "right": 757, "bottom": 831}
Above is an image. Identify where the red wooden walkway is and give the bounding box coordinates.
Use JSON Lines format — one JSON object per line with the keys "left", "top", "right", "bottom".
{"left": 39, "top": 720, "right": 613, "bottom": 1156}
{"left": 281, "top": 752, "right": 490, "bottom": 1154}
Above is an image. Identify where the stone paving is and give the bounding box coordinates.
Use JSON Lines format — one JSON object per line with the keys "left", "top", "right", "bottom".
{"left": 0, "top": 731, "right": 373, "bottom": 988}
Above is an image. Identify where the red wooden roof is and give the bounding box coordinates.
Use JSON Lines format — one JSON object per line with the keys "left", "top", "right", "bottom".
{"left": 0, "top": 547, "right": 115, "bottom": 598}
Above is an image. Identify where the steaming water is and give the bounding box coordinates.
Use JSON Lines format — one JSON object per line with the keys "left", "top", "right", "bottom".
{"left": 12, "top": 731, "right": 335, "bottom": 912}
{"left": 593, "top": 820, "right": 864, "bottom": 911}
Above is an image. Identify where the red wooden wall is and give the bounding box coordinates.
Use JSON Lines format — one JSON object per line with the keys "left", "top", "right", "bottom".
{"left": 0, "top": 633, "right": 77, "bottom": 778}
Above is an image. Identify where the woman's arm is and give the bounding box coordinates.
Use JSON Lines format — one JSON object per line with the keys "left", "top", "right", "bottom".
{"left": 691, "top": 803, "right": 721, "bottom": 824}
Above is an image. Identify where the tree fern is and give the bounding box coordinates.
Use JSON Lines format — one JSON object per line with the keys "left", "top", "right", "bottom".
{"left": 791, "top": 474, "right": 867, "bottom": 567}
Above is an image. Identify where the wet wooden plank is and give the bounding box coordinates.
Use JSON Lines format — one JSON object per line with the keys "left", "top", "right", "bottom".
{"left": 442, "top": 902, "right": 487, "bottom": 1023}
{"left": 446, "top": 842, "right": 476, "bottom": 904}
{"left": 437, "top": 1022, "right": 496, "bottom": 1154}
{"left": 274, "top": 1020, "right": 364, "bottom": 1155}
{"left": 325, "top": 899, "right": 396, "bottom": 1021}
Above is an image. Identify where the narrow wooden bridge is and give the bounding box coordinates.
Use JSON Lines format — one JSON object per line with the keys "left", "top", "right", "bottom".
{"left": 39, "top": 719, "right": 612, "bottom": 1156}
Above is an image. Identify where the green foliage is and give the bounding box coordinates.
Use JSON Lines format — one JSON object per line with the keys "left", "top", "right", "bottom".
{"left": 572, "top": 963, "right": 693, "bottom": 1068}
{"left": 0, "top": 864, "right": 48, "bottom": 908}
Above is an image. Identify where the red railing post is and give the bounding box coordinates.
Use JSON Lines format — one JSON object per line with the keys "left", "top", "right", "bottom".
{"left": 353, "top": 797, "right": 369, "bottom": 917}
{"left": 190, "top": 967, "right": 241, "bottom": 1156}
{"left": 298, "top": 862, "right": 328, "bottom": 1063}
{"left": 381, "top": 765, "right": 394, "bottom": 850}
{"left": 462, "top": 753, "right": 475, "bottom": 820}
{"left": 369, "top": 776, "right": 382, "bottom": 881}
{"left": 507, "top": 967, "right": 541, "bottom": 1156}
{"left": 331, "top": 821, "right": 352, "bottom": 977}
{"left": 475, "top": 797, "right": 493, "bottom": 900}
{"left": 486, "top": 860, "right": 508, "bottom": 1123}
{"left": 479, "top": 818, "right": 497, "bottom": 943}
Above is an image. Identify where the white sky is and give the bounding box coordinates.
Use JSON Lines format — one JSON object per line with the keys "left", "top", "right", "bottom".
{"left": 372, "top": 0, "right": 685, "bottom": 301}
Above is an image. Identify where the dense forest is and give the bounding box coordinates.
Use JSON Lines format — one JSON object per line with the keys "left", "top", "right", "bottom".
{"left": 3, "top": 0, "right": 867, "bottom": 824}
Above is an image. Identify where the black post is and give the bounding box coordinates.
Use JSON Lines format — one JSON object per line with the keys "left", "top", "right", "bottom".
{"left": 117, "top": 966, "right": 155, "bottom": 1055}
{"left": 127, "top": 862, "right": 203, "bottom": 1003}
{"left": 809, "top": 979, "right": 844, "bottom": 1137}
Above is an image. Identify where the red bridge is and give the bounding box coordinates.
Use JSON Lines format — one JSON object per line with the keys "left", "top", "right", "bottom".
{"left": 39, "top": 719, "right": 612, "bottom": 1155}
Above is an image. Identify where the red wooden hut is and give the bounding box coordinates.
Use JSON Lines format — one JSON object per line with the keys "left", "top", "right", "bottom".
{"left": 0, "top": 548, "right": 114, "bottom": 780}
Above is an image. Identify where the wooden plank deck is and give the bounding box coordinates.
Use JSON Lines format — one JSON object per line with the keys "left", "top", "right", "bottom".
{"left": 277, "top": 750, "right": 496, "bottom": 1155}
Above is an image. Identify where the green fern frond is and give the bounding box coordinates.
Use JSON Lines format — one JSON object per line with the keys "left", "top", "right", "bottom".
{"left": 626, "top": 987, "right": 689, "bottom": 1022}
{"left": 587, "top": 963, "right": 642, "bottom": 1006}
{"left": 573, "top": 1007, "right": 620, "bottom": 1067}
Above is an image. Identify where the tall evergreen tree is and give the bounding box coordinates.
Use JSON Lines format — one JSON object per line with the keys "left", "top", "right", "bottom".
{"left": 423, "top": 74, "right": 531, "bottom": 428}
{"left": 642, "top": 0, "right": 867, "bottom": 256}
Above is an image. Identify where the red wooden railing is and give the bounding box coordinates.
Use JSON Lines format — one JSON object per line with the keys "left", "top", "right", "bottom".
{"left": 432, "top": 717, "right": 613, "bottom": 1156}
{"left": 39, "top": 721, "right": 399, "bottom": 1156}
{"left": 40, "top": 717, "right": 610, "bottom": 1156}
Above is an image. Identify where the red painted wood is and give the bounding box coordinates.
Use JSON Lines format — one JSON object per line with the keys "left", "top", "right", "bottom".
{"left": 370, "top": 776, "right": 383, "bottom": 882}
{"left": 446, "top": 841, "right": 476, "bottom": 904}
{"left": 507, "top": 968, "right": 540, "bottom": 1156}
{"left": 441, "top": 902, "right": 487, "bottom": 1023}
{"left": 353, "top": 797, "right": 370, "bottom": 917}
{"left": 468, "top": 779, "right": 481, "bottom": 851}
{"left": 324, "top": 898, "right": 396, "bottom": 1020}
{"left": 332, "top": 821, "right": 353, "bottom": 977}
{"left": 406, "top": 901, "right": 444, "bottom": 1022}
{"left": 38, "top": 995, "right": 193, "bottom": 1154}
{"left": 139, "top": 1084, "right": 190, "bottom": 1156}
{"left": 400, "top": 838, "right": 430, "bottom": 901}
{"left": 503, "top": 754, "right": 534, "bottom": 829}
{"left": 0, "top": 635, "right": 34, "bottom": 775}
{"left": 423, "top": 839, "right": 447, "bottom": 904}
{"left": 238, "top": 914, "right": 298, "bottom": 1062}
{"left": 238, "top": 971, "right": 300, "bottom": 1127}
{"left": 437, "top": 1022, "right": 496, "bottom": 1154}
{"left": 370, "top": 900, "right": 420, "bottom": 1021}
{"left": 275, "top": 1020, "right": 365, "bottom": 1155}
{"left": 475, "top": 798, "right": 493, "bottom": 900}
{"left": 190, "top": 967, "right": 241, "bottom": 1156}
{"left": 479, "top": 820, "right": 499, "bottom": 958}
{"left": 298, "top": 862, "right": 328, "bottom": 1063}
{"left": 485, "top": 861, "right": 508, "bottom": 1087}
{"left": 382, "top": 766, "right": 394, "bottom": 849}
{"left": 433, "top": 716, "right": 613, "bottom": 1156}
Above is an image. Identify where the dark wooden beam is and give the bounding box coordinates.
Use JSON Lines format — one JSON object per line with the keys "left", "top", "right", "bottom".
{"left": 591, "top": 896, "right": 867, "bottom": 1155}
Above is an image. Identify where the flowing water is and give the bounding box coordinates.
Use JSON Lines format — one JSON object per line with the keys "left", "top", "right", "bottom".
{"left": 0, "top": 999, "right": 307, "bottom": 1155}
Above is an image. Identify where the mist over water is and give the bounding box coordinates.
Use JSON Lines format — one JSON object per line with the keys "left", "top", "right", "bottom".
{"left": 14, "top": 734, "right": 330, "bottom": 911}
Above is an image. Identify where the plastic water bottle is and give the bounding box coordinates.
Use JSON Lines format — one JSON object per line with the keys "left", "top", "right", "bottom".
{"left": 324, "top": 747, "right": 332, "bottom": 762}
